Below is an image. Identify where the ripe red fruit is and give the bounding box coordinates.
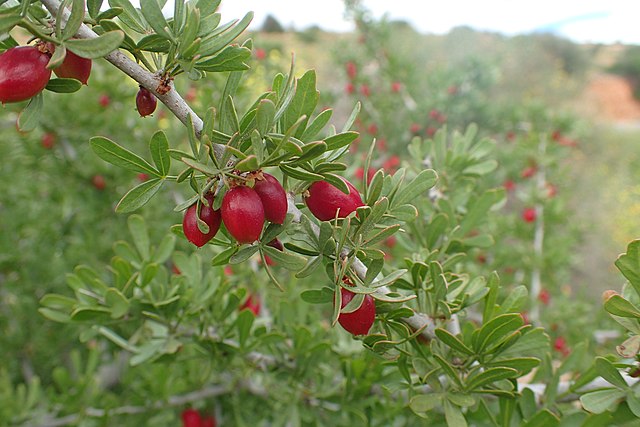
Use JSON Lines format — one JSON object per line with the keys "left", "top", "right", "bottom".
{"left": 345, "top": 61, "right": 357, "bottom": 80}
{"left": 182, "top": 194, "right": 222, "bottom": 247}
{"left": 201, "top": 416, "right": 217, "bottom": 427}
{"left": 53, "top": 49, "right": 91, "bottom": 85}
{"left": 522, "top": 207, "right": 537, "bottom": 223}
{"left": 553, "top": 337, "right": 570, "bottom": 356}
{"left": 538, "top": 289, "right": 551, "bottom": 305}
{"left": 41, "top": 133, "right": 55, "bottom": 149}
{"left": 304, "top": 178, "right": 364, "bottom": 221}
{"left": 345, "top": 82, "right": 355, "bottom": 95}
{"left": 99, "top": 94, "right": 110, "bottom": 107}
{"left": 221, "top": 186, "right": 265, "bottom": 244}
{"left": 0, "top": 46, "right": 52, "bottom": 104}
{"left": 360, "top": 84, "right": 371, "bottom": 97}
{"left": 137, "top": 173, "right": 149, "bottom": 182}
{"left": 367, "top": 123, "right": 378, "bottom": 135}
{"left": 240, "top": 293, "right": 261, "bottom": 316}
{"left": 503, "top": 179, "right": 516, "bottom": 192}
{"left": 391, "top": 81, "right": 402, "bottom": 93}
{"left": 136, "top": 86, "right": 157, "bottom": 117}
{"left": 254, "top": 48, "right": 266, "bottom": 60}
{"left": 181, "top": 408, "right": 201, "bottom": 427}
{"left": 252, "top": 173, "right": 287, "bottom": 224}
{"left": 521, "top": 166, "right": 537, "bottom": 179}
{"left": 92, "top": 175, "right": 106, "bottom": 191}
{"left": 338, "top": 287, "right": 375, "bottom": 336}
{"left": 410, "top": 123, "right": 421, "bottom": 134}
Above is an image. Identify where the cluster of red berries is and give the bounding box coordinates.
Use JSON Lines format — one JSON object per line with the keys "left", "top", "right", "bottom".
{"left": 0, "top": 44, "right": 157, "bottom": 118}
{"left": 0, "top": 44, "right": 91, "bottom": 104}
{"left": 183, "top": 172, "right": 287, "bottom": 247}
{"left": 181, "top": 408, "right": 215, "bottom": 427}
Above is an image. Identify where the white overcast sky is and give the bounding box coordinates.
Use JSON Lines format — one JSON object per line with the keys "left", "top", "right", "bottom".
{"left": 217, "top": 0, "right": 640, "bottom": 44}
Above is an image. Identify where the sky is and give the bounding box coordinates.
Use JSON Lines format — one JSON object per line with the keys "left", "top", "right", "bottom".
{"left": 218, "top": 0, "right": 640, "bottom": 44}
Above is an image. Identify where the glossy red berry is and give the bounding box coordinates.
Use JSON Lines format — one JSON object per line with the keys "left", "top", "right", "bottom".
{"left": 183, "top": 194, "right": 222, "bottom": 247}
{"left": 201, "top": 416, "right": 217, "bottom": 427}
{"left": 240, "top": 293, "right": 261, "bottom": 316}
{"left": 221, "top": 186, "right": 265, "bottom": 244}
{"left": 181, "top": 408, "right": 201, "bottom": 427}
{"left": 338, "top": 287, "right": 375, "bottom": 336}
{"left": 253, "top": 173, "right": 287, "bottom": 224}
{"left": 304, "top": 178, "right": 363, "bottom": 221}
{"left": 53, "top": 49, "right": 91, "bottom": 85}
{"left": 136, "top": 86, "right": 157, "bottom": 117}
{"left": 0, "top": 46, "right": 52, "bottom": 104}
{"left": 522, "top": 207, "right": 537, "bottom": 223}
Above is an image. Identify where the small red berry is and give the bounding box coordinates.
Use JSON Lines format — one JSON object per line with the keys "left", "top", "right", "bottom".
{"left": 538, "top": 289, "right": 550, "bottom": 305}
{"left": 240, "top": 293, "right": 261, "bottom": 316}
{"left": 181, "top": 408, "right": 201, "bottom": 427}
{"left": 360, "top": 84, "right": 370, "bottom": 97}
{"left": 99, "top": 94, "right": 110, "bottom": 107}
{"left": 522, "top": 207, "right": 536, "bottom": 223}
{"left": 221, "top": 186, "right": 265, "bottom": 244}
{"left": 0, "top": 46, "right": 52, "bottom": 104}
{"left": 41, "top": 133, "right": 55, "bottom": 149}
{"left": 137, "top": 173, "right": 149, "bottom": 182}
{"left": 429, "top": 109, "right": 441, "bottom": 120}
{"left": 252, "top": 173, "right": 287, "bottom": 224}
{"left": 553, "top": 337, "right": 570, "bottom": 356}
{"left": 201, "top": 416, "right": 217, "bottom": 427}
{"left": 546, "top": 183, "right": 557, "bottom": 198}
{"left": 345, "top": 61, "right": 357, "bottom": 80}
{"left": 304, "top": 178, "right": 364, "bottom": 221}
{"left": 254, "top": 48, "right": 266, "bottom": 60}
{"left": 410, "top": 123, "right": 421, "bottom": 134}
{"left": 382, "top": 155, "right": 400, "bottom": 173}
{"left": 506, "top": 131, "right": 516, "bottom": 141}
{"left": 391, "top": 81, "right": 402, "bottom": 93}
{"left": 185, "top": 86, "right": 197, "bottom": 102}
{"left": 367, "top": 123, "right": 378, "bottom": 135}
{"left": 426, "top": 126, "right": 437, "bottom": 137}
{"left": 92, "top": 175, "right": 106, "bottom": 191}
{"left": 345, "top": 82, "right": 355, "bottom": 95}
{"left": 136, "top": 86, "right": 157, "bottom": 117}
{"left": 503, "top": 180, "right": 516, "bottom": 192}
{"left": 521, "top": 166, "right": 537, "bottom": 179}
{"left": 337, "top": 287, "right": 375, "bottom": 336}
{"left": 53, "top": 48, "right": 91, "bottom": 85}
{"left": 182, "top": 194, "right": 222, "bottom": 247}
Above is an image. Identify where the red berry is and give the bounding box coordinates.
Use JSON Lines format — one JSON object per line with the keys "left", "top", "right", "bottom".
{"left": 546, "top": 183, "right": 557, "bottom": 198}
{"left": 53, "top": 48, "right": 91, "bottom": 85}
{"left": 181, "top": 408, "right": 201, "bottom": 427}
{"left": 304, "top": 178, "right": 364, "bottom": 221}
{"left": 367, "top": 123, "right": 378, "bottom": 135}
{"left": 99, "top": 94, "right": 110, "bottom": 107}
{"left": 538, "top": 289, "right": 551, "bottom": 305}
{"left": 429, "top": 109, "right": 441, "bottom": 120}
{"left": 136, "top": 86, "right": 157, "bottom": 117}
{"left": 221, "top": 186, "right": 265, "bottom": 244}
{"left": 0, "top": 46, "right": 52, "bottom": 104}
{"left": 240, "top": 293, "right": 261, "bottom": 316}
{"left": 137, "top": 173, "right": 149, "bottom": 182}
{"left": 338, "top": 287, "right": 375, "bottom": 336}
{"left": 410, "top": 123, "right": 421, "bottom": 134}
{"left": 254, "top": 48, "right": 266, "bottom": 60}
{"left": 522, "top": 207, "right": 536, "bottom": 223}
{"left": 267, "top": 238, "right": 284, "bottom": 251}
{"left": 182, "top": 194, "right": 222, "bottom": 247}
{"left": 345, "top": 82, "right": 355, "bottom": 95}
{"left": 252, "top": 173, "right": 287, "bottom": 224}
{"left": 503, "top": 179, "right": 516, "bottom": 192}
{"left": 360, "top": 84, "right": 370, "bottom": 97}
{"left": 92, "top": 175, "right": 106, "bottom": 191}
{"left": 426, "top": 126, "right": 437, "bottom": 137}
{"left": 506, "top": 131, "right": 516, "bottom": 141}
{"left": 201, "top": 416, "right": 217, "bottom": 427}
{"left": 521, "top": 166, "right": 537, "bottom": 179}
{"left": 41, "top": 132, "right": 55, "bottom": 149}
{"left": 345, "top": 61, "right": 357, "bottom": 80}
{"left": 391, "top": 81, "right": 402, "bottom": 93}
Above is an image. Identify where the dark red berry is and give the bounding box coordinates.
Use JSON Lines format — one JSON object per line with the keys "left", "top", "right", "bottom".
{"left": 0, "top": 46, "right": 52, "bottom": 104}
{"left": 304, "top": 178, "right": 363, "bottom": 221}
{"left": 267, "top": 238, "right": 284, "bottom": 251}
{"left": 221, "top": 186, "right": 265, "bottom": 244}
{"left": 522, "top": 207, "right": 537, "bottom": 223}
{"left": 181, "top": 408, "right": 201, "bottom": 427}
{"left": 253, "top": 172, "right": 287, "bottom": 224}
{"left": 338, "top": 287, "right": 375, "bottom": 336}
{"left": 41, "top": 133, "right": 55, "bottom": 149}
{"left": 201, "top": 416, "right": 217, "bottom": 427}
{"left": 240, "top": 293, "right": 261, "bottom": 316}
{"left": 53, "top": 48, "right": 91, "bottom": 85}
{"left": 183, "top": 194, "right": 222, "bottom": 247}
{"left": 92, "top": 175, "right": 106, "bottom": 191}
{"left": 136, "top": 86, "right": 157, "bottom": 117}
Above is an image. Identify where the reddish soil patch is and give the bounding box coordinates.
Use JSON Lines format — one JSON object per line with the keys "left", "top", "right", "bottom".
{"left": 583, "top": 74, "right": 640, "bottom": 122}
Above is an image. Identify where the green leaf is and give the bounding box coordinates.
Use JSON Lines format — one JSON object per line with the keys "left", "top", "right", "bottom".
{"left": 300, "top": 287, "right": 334, "bottom": 304}
{"left": 229, "top": 245, "right": 259, "bottom": 264}
{"left": 87, "top": 0, "right": 104, "bottom": 19}
{"left": 324, "top": 132, "right": 358, "bottom": 151}
{"left": 295, "top": 256, "right": 323, "bottom": 278}
{"left": 615, "top": 239, "right": 640, "bottom": 296}
{"left": 392, "top": 169, "right": 438, "bottom": 207}
{"left": 256, "top": 99, "right": 276, "bottom": 137}
{"left": 62, "top": 0, "right": 86, "bottom": 40}
{"left": 466, "top": 367, "right": 519, "bottom": 391}
{"left": 485, "top": 357, "right": 540, "bottom": 375}
{"left": 128, "top": 215, "right": 150, "bottom": 260}
{"left": 604, "top": 295, "right": 640, "bottom": 318}
{"left": 0, "top": 14, "right": 23, "bottom": 34}
{"left": 45, "top": 78, "right": 83, "bottom": 93}
{"left": 283, "top": 69, "right": 319, "bottom": 135}
{"left": 580, "top": 388, "right": 625, "bottom": 414}
{"left": 149, "top": 131, "right": 171, "bottom": 177}
{"left": 444, "top": 400, "right": 468, "bottom": 427}
{"left": 435, "top": 328, "right": 474, "bottom": 355}
{"left": 263, "top": 246, "right": 307, "bottom": 271}
{"left": 211, "top": 247, "right": 237, "bottom": 266}
{"left": 522, "top": 410, "right": 560, "bottom": 427}
{"left": 433, "top": 354, "right": 462, "bottom": 388}
{"left": 236, "top": 309, "right": 254, "bottom": 347}
{"left": 199, "top": 11, "right": 253, "bottom": 57}
{"left": 197, "top": 45, "right": 251, "bottom": 72}
{"left": 91, "top": 137, "right": 158, "bottom": 175}
{"left": 105, "top": 288, "right": 129, "bottom": 318}
{"left": 410, "top": 394, "right": 441, "bottom": 413}
{"left": 279, "top": 163, "right": 324, "bottom": 182}
{"left": 301, "top": 109, "right": 332, "bottom": 141}
{"left": 140, "top": 0, "right": 173, "bottom": 39}
{"left": 474, "top": 313, "right": 523, "bottom": 353}
{"left": 595, "top": 357, "right": 629, "bottom": 389}
{"left": 235, "top": 155, "right": 259, "bottom": 172}
{"left": 17, "top": 92, "right": 43, "bottom": 132}
{"left": 108, "top": 0, "right": 147, "bottom": 33}
{"left": 38, "top": 308, "right": 71, "bottom": 323}
{"left": 65, "top": 31, "right": 125, "bottom": 59}
{"left": 115, "top": 178, "right": 164, "bottom": 213}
